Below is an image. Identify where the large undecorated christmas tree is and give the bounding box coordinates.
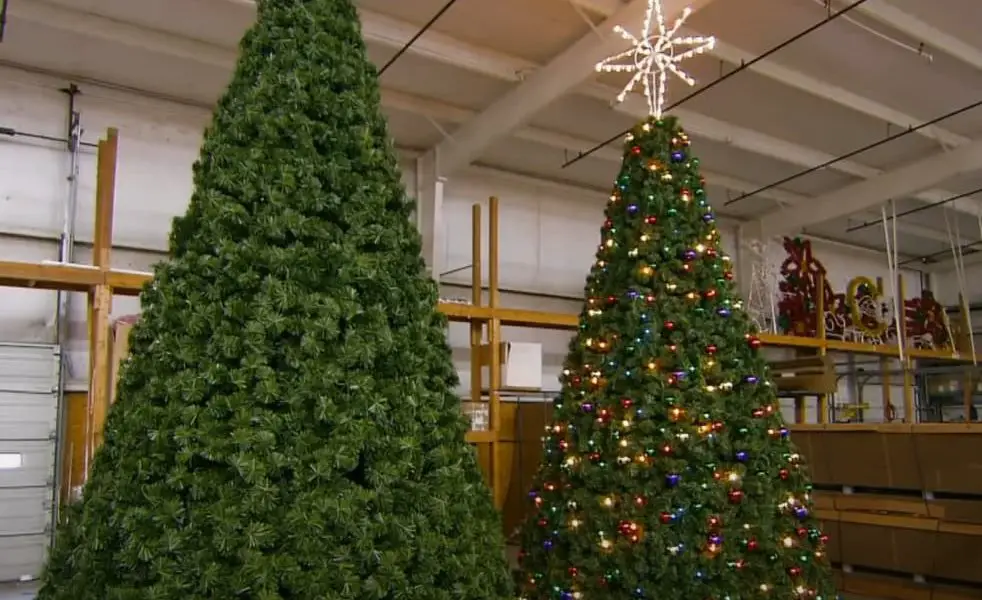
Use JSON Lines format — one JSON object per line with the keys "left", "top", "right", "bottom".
{"left": 516, "top": 117, "right": 837, "bottom": 600}
{"left": 39, "top": 1, "right": 511, "bottom": 598}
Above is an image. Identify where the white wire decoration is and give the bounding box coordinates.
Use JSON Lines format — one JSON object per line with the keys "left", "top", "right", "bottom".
{"left": 595, "top": 0, "right": 716, "bottom": 118}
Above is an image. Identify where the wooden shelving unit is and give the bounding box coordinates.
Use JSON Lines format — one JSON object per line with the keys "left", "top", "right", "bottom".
{"left": 6, "top": 131, "right": 982, "bottom": 600}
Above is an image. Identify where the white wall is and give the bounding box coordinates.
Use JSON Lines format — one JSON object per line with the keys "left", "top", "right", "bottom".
{"left": 0, "top": 65, "right": 934, "bottom": 421}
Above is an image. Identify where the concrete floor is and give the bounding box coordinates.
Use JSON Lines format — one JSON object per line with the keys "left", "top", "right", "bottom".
{"left": 0, "top": 581, "right": 38, "bottom": 599}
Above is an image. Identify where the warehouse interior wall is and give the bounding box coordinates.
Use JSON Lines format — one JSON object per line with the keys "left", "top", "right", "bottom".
{"left": 0, "top": 64, "right": 933, "bottom": 423}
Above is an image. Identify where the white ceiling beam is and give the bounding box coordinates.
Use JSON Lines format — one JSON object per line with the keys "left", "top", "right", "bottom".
{"left": 9, "top": 0, "right": 236, "bottom": 68}
{"left": 432, "top": 0, "right": 717, "bottom": 176}
{"left": 383, "top": 89, "right": 781, "bottom": 205}
{"left": 385, "top": 89, "right": 958, "bottom": 245}
{"left": 362, "top": 11, "right": 533, "bottom": 82}
{"left": 703, "top": 37, "right": 967, "bottom": 149}
{"left": 568, "top": 0, "right": 966, "bottom": 149}
{"left": 758, "top": 138, "right": 982, "bottom": 235}
{"left": 580, "top": 84, "right": 982, "bottom": 219}
{"left": 23, "top": 0, "right": 978, "bottom": 225}
{"left": 852, "top": 0, "right": 982, "bottom": 72}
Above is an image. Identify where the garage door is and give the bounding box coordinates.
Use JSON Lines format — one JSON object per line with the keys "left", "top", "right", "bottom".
{"left": 0, "top": 343, "right": 59, "bottom": 583}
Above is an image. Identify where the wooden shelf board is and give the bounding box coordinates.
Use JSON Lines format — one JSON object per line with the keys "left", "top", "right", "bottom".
{"left": 0, "top": 259, "right": 971, "bottom": 362}
{"left": 465, "top": 430, "right": 496, "bottom": 444}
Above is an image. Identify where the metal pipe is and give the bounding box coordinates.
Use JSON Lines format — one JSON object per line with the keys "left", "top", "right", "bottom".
{"left": 51, "top": 84, "right": 82, "bottom": 537}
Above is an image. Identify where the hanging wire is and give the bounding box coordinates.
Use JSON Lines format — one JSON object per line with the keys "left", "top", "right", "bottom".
{"left": 378, "top": 0, "right": 461, "bottom": 76}
{"left": 561, "top": 0, "right": 872, "bottom": 168}
{"left": 846, "top": 185, "right": 982, "bottom": 233}
{"left": 880, "top": 200, "right": 905, "bottom": 367}
{"left": 942, "top": 206, "right": 977, "bottom": 363}
{"left": 725, "top": 97, "right": 982, "bottom": 207}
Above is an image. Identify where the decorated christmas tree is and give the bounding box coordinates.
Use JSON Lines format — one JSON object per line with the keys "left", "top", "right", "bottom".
{"left": 515, "top": 3, "right": 838, "bottom": 600}
{"left": 38, "top": 0, "right": 512, "bottom": 598}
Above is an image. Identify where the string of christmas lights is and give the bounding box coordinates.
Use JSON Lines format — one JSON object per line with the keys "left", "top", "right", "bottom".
{"left": 516, "top": 118, "right": 836, "bottom": 600}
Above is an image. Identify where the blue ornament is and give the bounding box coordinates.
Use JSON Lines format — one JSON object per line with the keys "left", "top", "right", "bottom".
{"left": 666, "top": 473, "right": 681, "bottom": 487}
{"left": 562, "top": 593, "right": 574, "bottom": 600}
{"left": 543, "top": 539, "right": 554, "bottom": 550}
{"left": 627, "top": 204, "right": 638, "bottom": 213}
{"left": 671, "top": 151, "right": 685, "bottom": 162}
{"left": 703, "top": 213, "right": 714, "bottom": 222}
{"left": 717, "top": 308, "right": 731, "bottom": 317}
{"left": 735, "top": 451, "right": 748, "bottom": 462}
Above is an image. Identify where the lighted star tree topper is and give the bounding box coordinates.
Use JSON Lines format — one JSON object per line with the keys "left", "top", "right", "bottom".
{"left": 595, "top": 0, "right": 716, "bottom": 118}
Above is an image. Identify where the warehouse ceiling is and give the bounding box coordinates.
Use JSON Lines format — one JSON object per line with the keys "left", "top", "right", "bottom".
{"left": 2, "top": 0, "right": 982, "bottom": 266}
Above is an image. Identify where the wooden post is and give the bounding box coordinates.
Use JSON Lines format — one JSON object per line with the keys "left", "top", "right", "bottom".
{"left": 958, "top": 295, "right": 974, "bottom": 421}
{"left": 880, "top": 357, "right": 892, "bottom": 422}
{"left": 898, "top": 275, "right": 915, "bottom": 423}
{"left": 469, "top": 203, "right": 483, "bottom": 424}
{"left": 488, "top": 196, "right": 506, "bottom": 510}
{"left": 85, "top": 128, "right": 119, "bottom": 472}
{"left": 877, "top": 278, "right": 894, "bottom": 422}
{"left": 816, "top": 287, "right": 828, "bottom": 424}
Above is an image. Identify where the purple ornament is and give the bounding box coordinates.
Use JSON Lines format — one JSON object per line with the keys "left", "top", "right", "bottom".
{"left": 562, "top": 593, "right": 574, "bottom": 600}
{"left": 671, "top": 151, "right": 685, "bottom": 162}
{"left": 717, "top": 308, "right": 731, "bottom": 317}
{"left": 581, "top": 403, "right": 594, "bottom": 413}
{"left": 708, "top": 534, "right": 723, "bottom": 545}
{"left": 779, "top": 427, "right": 790, "bottom": 438}
{"left": 666, "top": 473, "right": 681, "bottom": 487}
{"left": 702, "top": 213, "right": 714, "bottom": 222}
{"left": 744, "top": 376, "right": 759, "bottom": 384}
{"left": 628, "top": 204, "right": 639, "bottom": 213}
{"left": 735, "top": 451, "right": 748, "bottom": 462}
{"left": 543, "top": 539, "right": 554, "bottom": 550}
{"left": 795, "top": 507, "right": 809, "bottom": 519}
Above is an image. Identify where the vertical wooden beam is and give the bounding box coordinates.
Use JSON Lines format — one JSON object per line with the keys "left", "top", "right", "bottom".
{"left": 958, "top": 294, "right": 974, "bottom": 421}
{"left": 85, "top": 128, "right": 119, "bottom": 471}
{"left": 877, "top": 277, "right": 892, "bottom": 422}
{"left": 468, "top": 203, "right": 486, "bottom": 480}
{"left": 488, "top": 196, "right": 505, "bottom": 510}
{"left": 898, "top": 275, "right": 915, "bottom": 423}
{"left": 816, "top": 287, "right": 828, "bottom": 424}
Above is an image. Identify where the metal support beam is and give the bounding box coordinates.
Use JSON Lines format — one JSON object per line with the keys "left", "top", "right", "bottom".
{"left": 432, "top": 0, "right": 716, "bottom": 176}
{"left": 415, "top": 150, "right": 446, "bottom": 279}
{"left": 758, "top": 138, "right": 982, "bottom": 235}
{"left": 853, "top": 0, "right": 982, "bottom": 71}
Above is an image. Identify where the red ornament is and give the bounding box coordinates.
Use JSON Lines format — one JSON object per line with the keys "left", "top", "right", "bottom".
{"left": 819, "top": 534, "right": 830, "bottom": 545}
{"left": 752, "top": 408, "right": 764, "bottom": 418}
{"left": 538, "top": 518, "right": 548, "bottom": 527}
{"left": 747, "top": 336, "right": 762, "bottom": 349}
{"left": 645, "top": 216, "right": 657, "bottom": 225}
{"left": 660, "top": 444, "right": 673, "bottom": 455}
{"left": 706, "top": 344, "right": 718, "bottom": 354}
{"left": 589, "top": 452, "right": 601, "bottom": 462}
{"left": 621, "top": 398, "right": 633, "bottom": 409}
{"left": 728, "top": 489, "right": 744, "bottom": 504}
{"left": 659, "top": 512, "right": 674, "bottom": 524}
{"left": 568, "top": 567, "right": 578, "bottom": 577}
{"left": 705, "top": 289, "right": 717, "bottom": 298}
{"left": 796, "top": 527, "right": 808, "bottom": 537}
{"left": 788, "top": 566, "right": 802, "bottom": 577}
{"left": 724, "top": 271, "right": 734, "bottom": 280}
{"left": 634, "top": 495, "right": 647, "bottom": 507}
{"left": 664, "top": 321, "right": 675, "bottom": 330}
{"left": 778, "top": 468, "right": 790, "bottom": 480}
{"left": 708, "top": 515, "right": 721, "bottom": 528}
{"left": 631, "top": 146, "right": 642, "bottom": 155}
{"left": 746, "top": 538, "right": 758, "bottom": 551}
